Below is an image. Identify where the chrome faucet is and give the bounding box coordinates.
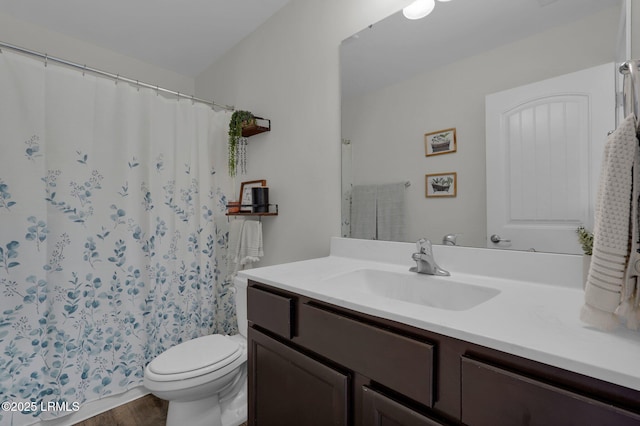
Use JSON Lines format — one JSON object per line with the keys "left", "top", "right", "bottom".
{"left": 410, "top": 238, "right": 450, "bottom": 276}
{"left": 442, "top": 233, "right": 457, "bottom": 246}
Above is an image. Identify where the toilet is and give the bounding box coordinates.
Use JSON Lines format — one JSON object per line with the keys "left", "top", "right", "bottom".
{"left": 143, "top": 277, "right": 248, "bottom": 426}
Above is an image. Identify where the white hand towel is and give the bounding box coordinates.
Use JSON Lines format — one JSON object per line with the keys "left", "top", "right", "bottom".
{"left": 226, "top": 219, "right": 245, "bottom": 278}
{"left": 237, "top": 220, "right": 263, "bottom": 267}
{"left": 581, "top": 114, "right": 640, "bottom": 331}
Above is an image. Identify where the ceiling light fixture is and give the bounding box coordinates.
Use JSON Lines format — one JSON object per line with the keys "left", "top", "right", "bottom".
{"left": 402, "top": 0, "right": 436, "bottom": 20}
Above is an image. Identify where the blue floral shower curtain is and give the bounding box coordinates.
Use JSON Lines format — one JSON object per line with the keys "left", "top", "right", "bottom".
{"left": 0, "top": 51, "right": 235, "bottom": 426}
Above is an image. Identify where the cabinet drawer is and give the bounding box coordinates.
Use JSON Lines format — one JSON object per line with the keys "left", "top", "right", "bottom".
{"left": 461, "top": 357, "right": 640, "bottom": 426}
{"left": 362, "top": 386, "right": 445, "bottom": 426}
{"left": 247, "top": 285, "right": 294, "bottom": 339}
{"left": 298, "top": 302, "right": 434, "bottom": 407}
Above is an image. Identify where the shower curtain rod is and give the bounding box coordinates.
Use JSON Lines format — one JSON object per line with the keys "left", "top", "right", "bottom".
{"left": 0, "top": 41, "right": 235, "bottom": 111}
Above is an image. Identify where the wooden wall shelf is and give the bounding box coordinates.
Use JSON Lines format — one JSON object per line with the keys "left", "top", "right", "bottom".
{"left": 226, "top": 203, "right": 278, "bottom": 217}
{"left": 242, "top": 117, "right": 271, "bottom": 137}
{"left": 226, "top": 212, "right": 278, "bottom": 217}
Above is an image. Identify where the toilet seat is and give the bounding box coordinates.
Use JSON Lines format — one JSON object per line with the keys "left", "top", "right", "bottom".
{"left": 147, "top": 335, "right": 241, "bottom": 382}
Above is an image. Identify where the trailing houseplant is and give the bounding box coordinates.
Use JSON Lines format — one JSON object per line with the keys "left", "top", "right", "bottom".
{"left": 228, "top": 110, "right": 254, "bottom": 177}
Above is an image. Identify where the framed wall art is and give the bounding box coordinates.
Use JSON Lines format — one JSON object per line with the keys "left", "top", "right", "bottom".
{"left": 426, "top": 172, "right": 457, "bottom": 198}
{"left": 425, "top": 128, "right": 457, "bottom": 157}
{"left": 239, "top": 179, "right": 267, "bottom": 212}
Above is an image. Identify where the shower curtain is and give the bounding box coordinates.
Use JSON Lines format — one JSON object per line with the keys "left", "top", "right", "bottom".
{"left": 0, "top": 51, "right": 235, "bottom": 426}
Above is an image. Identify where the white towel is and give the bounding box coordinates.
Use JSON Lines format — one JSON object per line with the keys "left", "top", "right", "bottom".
{"left": 350, "top": 185, "right": 377, "bottom": 240}
{"left": 376, "top": 182, "right": 406, "bottom": 242}
{"left": 226, "top": 219, "right": 245, "bottom": 278}
{"left": 237, "top": 220, "right": 263, "bottom": 267}
{"left": 581, "top": 114, "right": 640, "bottom": 331}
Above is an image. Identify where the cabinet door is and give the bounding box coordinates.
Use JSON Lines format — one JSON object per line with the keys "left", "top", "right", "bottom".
{"left": 362, "top": 387, "right": 446, "bottom": 426}
{"left": 461, "top": 357, "right": 640, "bottom": 426}
{"left": 249, "top": 327, "right": 349, "bottom": 426}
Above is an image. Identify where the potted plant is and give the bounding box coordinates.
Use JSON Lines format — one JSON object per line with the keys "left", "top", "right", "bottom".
{"left": 228, "top": 110, "right": 254, "bottom": 178}
{"left": 576, "top": 226, "right": 593, "bottom": 289}
{"left": 576, "top": 226, "right": 593, "bottom": 255}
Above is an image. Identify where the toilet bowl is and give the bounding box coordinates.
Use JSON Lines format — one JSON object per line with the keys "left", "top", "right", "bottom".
{"left": 144, "top": 277, "right": 248, "bottom": 426}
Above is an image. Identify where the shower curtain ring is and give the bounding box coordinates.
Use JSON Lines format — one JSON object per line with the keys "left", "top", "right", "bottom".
{"left": 44, "top": 53, "right": 48, "bottom": 67}
{"left": 115, "top": 74, "right": 119, "bottom": 85}
{"left": 156, "top": 85, "right": 159, "bottom": 96}
{"left": 191, "top": 95, "right": 195, "bottom": 105}
{"left": 177, "top": 92, "right": 180, "bottom": 101}
{"left": 83, "top": 65, "right": 87, "bottom": 76}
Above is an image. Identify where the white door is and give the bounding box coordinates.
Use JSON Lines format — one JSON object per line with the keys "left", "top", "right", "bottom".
{"left": 486, "top": 63, "right": 615, "bottom": 253}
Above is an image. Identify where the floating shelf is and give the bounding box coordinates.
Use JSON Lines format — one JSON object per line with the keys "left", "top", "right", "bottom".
{"left": 226, "top": 212, "right": 278, "bottom": 217}
{"left": 226, "top": 203, "right": 278, "bottom": 217}
{"left": 242, "top": 117, "right": 271, "bottom": 137}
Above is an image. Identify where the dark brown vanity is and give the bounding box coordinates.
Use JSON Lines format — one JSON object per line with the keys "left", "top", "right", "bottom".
{"left": 247, "top": 280, "right": 640, "bottom": 426}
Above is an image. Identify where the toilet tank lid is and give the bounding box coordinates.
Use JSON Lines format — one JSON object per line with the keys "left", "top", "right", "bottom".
{"left": 149, "top": 334, "right": 240, "bottom": 375}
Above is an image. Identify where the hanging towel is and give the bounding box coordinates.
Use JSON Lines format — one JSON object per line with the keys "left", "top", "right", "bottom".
{"left": 237, "top": 220, "right": 263, "bottom": 267}
{"left": 581, "top": 114, "right": 640, "bottom": 331}
{"left": 376, "top": 182, "right": 406, "bottom": 242}
{"left": 226, "top": 219, "right": 245, "bottom": 278}
{"left": 351, "top": 185, "right": 377, "bottom": 240}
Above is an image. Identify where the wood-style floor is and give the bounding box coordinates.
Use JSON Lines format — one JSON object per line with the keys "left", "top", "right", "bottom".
{"left": 73, "top": 394, "right": 248, "bottom": 426}
{"left": 73, "top": 395, "right": 168, "bottom": 426}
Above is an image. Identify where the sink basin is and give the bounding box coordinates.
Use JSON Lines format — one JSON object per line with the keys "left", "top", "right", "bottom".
{"left": 323, "top": 269, "right": 500, "bottom": 311}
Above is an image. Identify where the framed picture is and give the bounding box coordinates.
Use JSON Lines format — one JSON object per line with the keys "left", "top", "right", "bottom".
{"left": 426, "top": 172, "right": 457, "bottom": 198}
{"left": 425, "top": 128, "right": 457, "bottom": 157}
{"left": 239, "top": 179, "right": 267, "bottom": 212}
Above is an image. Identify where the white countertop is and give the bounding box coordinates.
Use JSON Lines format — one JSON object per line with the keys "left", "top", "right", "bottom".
{"left": 238, "top": 238, "right": 640, "bottom": 392}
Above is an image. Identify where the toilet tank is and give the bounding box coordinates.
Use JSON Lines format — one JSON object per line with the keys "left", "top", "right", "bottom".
{"left": 233, "top": 276, "right": 248, "bottom": 337}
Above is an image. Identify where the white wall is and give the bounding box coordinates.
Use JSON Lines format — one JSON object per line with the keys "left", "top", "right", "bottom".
{"left": 195, "top": 0, "right": 412, "bottom": 266}
{"left": 342, "top": 6, "right": 620, "bottom": 248}
{"left": 0, "top": 12, "right": 194, "bottom": 94}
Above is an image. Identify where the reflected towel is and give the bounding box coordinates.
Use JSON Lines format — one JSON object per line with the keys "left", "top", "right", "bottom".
{"left": 376, "top": 182, "right": 406, "bottom": 242}
{"left": 582, "top": 114, "right": 640, "bottom": 331}
{"left": 350, "top": 185, "right": 377, "bottom": 240}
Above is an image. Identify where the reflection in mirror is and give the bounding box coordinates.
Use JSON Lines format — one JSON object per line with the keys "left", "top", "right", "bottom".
{"left": 340, "top": 0, "right": 626, "bottom": 254}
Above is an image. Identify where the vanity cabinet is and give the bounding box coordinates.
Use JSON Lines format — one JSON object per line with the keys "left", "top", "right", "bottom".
{"left": 247, "top": 280, "right": 640, "bottom": 426}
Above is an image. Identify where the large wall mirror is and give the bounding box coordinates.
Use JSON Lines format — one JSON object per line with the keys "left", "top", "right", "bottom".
{"left": 341, "top": 0, "right": 629, "bottom": 254}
